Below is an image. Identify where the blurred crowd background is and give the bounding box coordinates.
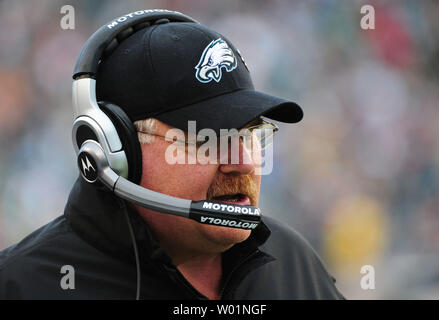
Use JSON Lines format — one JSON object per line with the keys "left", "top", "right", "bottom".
{"left": 1, "top": 0, "right": 438, "bottom": 299}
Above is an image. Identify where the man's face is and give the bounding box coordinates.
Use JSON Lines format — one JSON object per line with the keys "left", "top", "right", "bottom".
{"left": 132, "top": 119, "right": 262, "bottom": 258}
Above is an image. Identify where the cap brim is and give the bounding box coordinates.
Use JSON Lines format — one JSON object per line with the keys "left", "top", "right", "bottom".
{"left": 155, "top": 89, "right": 303, "bottom": 134}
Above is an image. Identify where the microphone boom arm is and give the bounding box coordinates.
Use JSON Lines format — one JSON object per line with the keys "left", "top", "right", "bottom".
{"left": 78, "top": 141, "right": 261, "bottom": 230}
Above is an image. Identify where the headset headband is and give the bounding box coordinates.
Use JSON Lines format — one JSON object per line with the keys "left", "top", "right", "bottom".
{"left": 73, "top": 9, "right": 197, "bottom": 79}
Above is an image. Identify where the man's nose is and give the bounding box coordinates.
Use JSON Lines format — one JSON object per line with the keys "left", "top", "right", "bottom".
{"left": 219, "top": 139, "right": 258, "bottom": 175}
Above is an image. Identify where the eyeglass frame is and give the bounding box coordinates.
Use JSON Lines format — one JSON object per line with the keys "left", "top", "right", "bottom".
{"left": 136, "top": 118, "right": 279, "bottom": 152}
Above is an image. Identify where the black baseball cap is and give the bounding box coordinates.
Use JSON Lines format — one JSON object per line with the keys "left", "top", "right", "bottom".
{"left": 96, "top": 20, "right": 303, "bottom": 134}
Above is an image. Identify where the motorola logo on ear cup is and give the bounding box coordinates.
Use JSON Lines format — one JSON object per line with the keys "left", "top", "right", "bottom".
{"left": 78, "top": 151, "right": 98, "bottom": 183}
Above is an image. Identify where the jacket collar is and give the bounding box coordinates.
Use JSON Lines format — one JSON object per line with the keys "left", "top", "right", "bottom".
{"left": 64, "top": 177, "right": 272, "bottom": 267}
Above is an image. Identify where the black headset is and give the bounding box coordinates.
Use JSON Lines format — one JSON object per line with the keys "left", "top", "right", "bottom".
{"left": 72, "top": 9, "right": 262, "bottom": 230}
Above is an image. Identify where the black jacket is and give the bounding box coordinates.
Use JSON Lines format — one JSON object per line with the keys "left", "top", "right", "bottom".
{"left": 0, "top": 178, "right": 344, "bottom": 299}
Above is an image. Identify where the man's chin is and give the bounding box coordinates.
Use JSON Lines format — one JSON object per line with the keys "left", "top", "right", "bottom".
{"left": 197, "top": 223, "right": 252, "bottom": 252}
{"left": 134, "top": 204, "right": 252, "bottom": 254}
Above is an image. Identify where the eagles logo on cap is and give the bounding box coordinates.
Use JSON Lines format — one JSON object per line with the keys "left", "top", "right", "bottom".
{"left": 97, "top": 22, "right": 303, "bottom": 135}
{"left": 195, "top": 38, "right": 237, "bottom": 83}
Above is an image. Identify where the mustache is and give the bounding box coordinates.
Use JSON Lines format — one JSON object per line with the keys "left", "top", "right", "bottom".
{"left": 206, "top": 174, "right": 258, "bottom": 206}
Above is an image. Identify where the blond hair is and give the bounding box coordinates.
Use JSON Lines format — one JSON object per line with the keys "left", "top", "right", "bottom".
{"left": 133, "top": 118, "right": 157, "bottom": 144}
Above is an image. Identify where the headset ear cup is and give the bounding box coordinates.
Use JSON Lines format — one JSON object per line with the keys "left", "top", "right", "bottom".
{"left": 99, "top": 101, "right": 142, "bottom": 184}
